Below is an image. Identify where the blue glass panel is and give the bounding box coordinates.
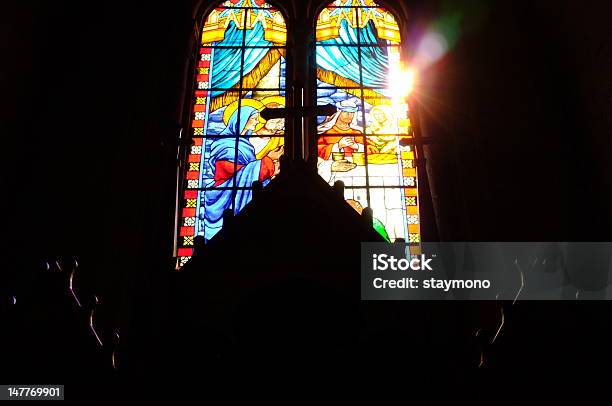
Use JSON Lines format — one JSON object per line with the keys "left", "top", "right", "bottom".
{"left": 316, "top": 20, "right": 390, "bottom": 89}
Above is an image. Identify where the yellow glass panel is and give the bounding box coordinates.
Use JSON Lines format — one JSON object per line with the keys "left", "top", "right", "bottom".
{"left": 202, "top": 3, "right": 286, "bottom": 45}
{"left": 401, "top": 151, "right": 414, "bottom": 159}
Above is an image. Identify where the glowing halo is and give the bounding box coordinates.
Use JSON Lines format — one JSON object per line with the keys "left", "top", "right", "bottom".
{"left": 260, "top": 95, "right": 285, "bottom": 108}
{"left": 222, "top": 98, "right": 266, "bottom": 130}
{"left": 369, "top": 104, "right": 394, "bottom": 119}
{"left": 254, "top": 96, "right": 286, "bottom": 159}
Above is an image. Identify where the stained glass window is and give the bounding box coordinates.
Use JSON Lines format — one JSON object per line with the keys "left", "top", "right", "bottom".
{"left": 176, "top": 0, "right": 287, "bottom": 268}
{"left": 315, "top": 0, "right": 421, "bottom": 250}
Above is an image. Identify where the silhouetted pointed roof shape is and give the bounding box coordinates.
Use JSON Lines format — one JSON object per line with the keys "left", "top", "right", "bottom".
{"left": 175, "top": 159, "right": 389, "bottom": 364}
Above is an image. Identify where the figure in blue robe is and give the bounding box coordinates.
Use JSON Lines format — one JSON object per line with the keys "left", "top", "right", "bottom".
{"left": 203, "top": 106, "right": 269, "bottom": 240}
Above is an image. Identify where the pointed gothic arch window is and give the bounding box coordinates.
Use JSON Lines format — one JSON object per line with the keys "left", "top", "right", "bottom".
{"left": 315, "top": 0, "right": 420, "bottom": 248}
{"left": 175, "top": 0, "right": 287, "bottom": 268}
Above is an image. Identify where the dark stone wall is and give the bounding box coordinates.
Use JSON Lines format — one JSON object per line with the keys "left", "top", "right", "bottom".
{"left": 420, "top": 0, "right": 612, "bottom": 242}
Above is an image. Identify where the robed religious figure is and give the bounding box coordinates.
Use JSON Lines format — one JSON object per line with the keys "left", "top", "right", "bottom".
{"left": 317, "top": 99, "right": 379, "bottom": 160}
{"left": 203, "top": 102, "right": 283, "bottom": 240}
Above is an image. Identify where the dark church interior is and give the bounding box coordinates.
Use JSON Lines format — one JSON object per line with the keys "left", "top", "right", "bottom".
{"left": 2, "top": 0, "right": 612, "bottom": 400}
